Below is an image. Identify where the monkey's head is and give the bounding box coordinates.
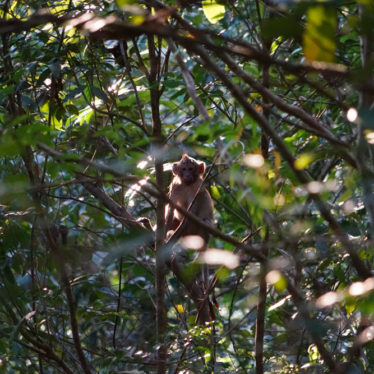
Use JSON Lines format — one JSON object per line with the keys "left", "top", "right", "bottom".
{"left": 172, "top": 154, "right": 205, "bottom": 186}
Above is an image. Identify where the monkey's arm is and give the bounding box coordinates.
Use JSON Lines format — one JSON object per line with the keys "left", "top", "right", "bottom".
{"left": 165, "top": 203, "right": 174, "bottom": 232}
{"left": 165, "top": 189, "right": 181, "bottom": 237}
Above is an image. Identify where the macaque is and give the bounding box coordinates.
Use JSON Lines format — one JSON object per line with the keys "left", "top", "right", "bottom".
{"left": 165, "top": 154, "right": 216, "bottom": 323}
{"left": 165, "top": 154, "right": 214, "bottom": 245}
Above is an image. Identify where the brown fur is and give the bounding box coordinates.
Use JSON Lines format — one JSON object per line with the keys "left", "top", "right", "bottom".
{"left": 165, "top": 154, "right": 213, "bottom": 243}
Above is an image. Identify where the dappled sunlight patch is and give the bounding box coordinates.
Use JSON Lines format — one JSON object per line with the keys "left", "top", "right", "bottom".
{"left": 82, "top": 15, "right": 118, "bottom": 33}
{"left": 304, "top": 179, "right": 339, "bottom": 195}
{"left": 65, "top": 12, "right": 95, "bottom": 28}
{"left": 342, "top": 200, "right": 355, "bottom": 215}
{"left": 266, "top": 270, "right": 287, "bottom": 292}
{"left": 315, "top": 277, "right": 374, "bottom": 309}
{"left": 25, "top": 310, "right": 36, "bottom": 321}
{"left": 365, "top": 130, "right": 374, "bottom": 145}
{"left": 316, "top": 291, "right": 341, "bottom": 308}
{"left": 303, "top": 247, "right": 317, "bottom": 260}
{"left": 137, "top": 160, "right": 148, "bottom": 169}
{"left": 349, "top": 282, "right": 366, "bottom": 297}
{"left": 273, "top": 192, "right": 285, "bottom": 207}
{"left": 199, "top": 249, "right": 239, "bottom": 270}
{"left": 349, "top": 278, "right": 374, "bottom": 297}
{"left": 357, "top": 326, "right": 374, "bottom": 345}
{"left": 346, "top": 107, "right": 358, "bottom": 122}
{"left": 266, "top": 270, "right": 282, "bottom": 284}
{"left": 306, "top": 181, "right": 323, "bottom": 194}
{"left": 136, "top": 155, "right": 152, "bottom": 170}
{"left": 181, "top": 235, "right": 205, "bottom": 251}
{"left": 242, "top": 153, "right": 265, "bottom": 168}
{"left": 268, "top": 295, "right": 292, "bottom": 312}
{"left": 125, "top": 177, "right": 150, "bottom": 207}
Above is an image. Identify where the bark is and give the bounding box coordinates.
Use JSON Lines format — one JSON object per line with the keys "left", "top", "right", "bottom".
{"left": 148, "top": 31, "right": 167, "bottom": 374}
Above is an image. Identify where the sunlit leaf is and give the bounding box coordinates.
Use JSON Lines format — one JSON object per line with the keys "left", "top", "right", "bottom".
{"left": 176, "top": 304, "right": 184, "bottom": 313}
{"left": 41, "top": 102, "right": 63, "bottom": 131}
{"left": 294, "top": 153, "right": 315, "bottom": 170}
{"left": 273, "top": 150, "right": 281, "bottom": 176}
{"left": 116, "top": 0, "right": 136, "bottom": 6}
{"left": 266, "top": 270, "right": 287, "bottom": 292}
{"left": 345, "top": 302, "right": 356, "bottom": 317}
{"left": 307, "top": 344, "right": 319, "bottom": 363}
{"left": 210, "top": 185, "right": 221, "bottom": 199}
{"left": 67, "top": 105, "right": 94, "bottom": 126}
{"left": 129, "top": 15, "right": 145, "bottom": 25}
{"left": 303, "top": 5, "right": 337, "bottom": 62}
{"left": 202, "top": 0, "right": 225, "bottom": 24}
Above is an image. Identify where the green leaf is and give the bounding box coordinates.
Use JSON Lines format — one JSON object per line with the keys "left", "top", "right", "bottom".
{"left": 86, "top": 205, "right": 107, "bottom": 228}
{"left": 116, "top": 0, "right": 136, "bottom": 6}
{"left": 48, "top": 61, "right": 61, "bottom": 78}
{"left": 202, "top": 0, "right": 225, "bottom": 24}
{"left": 0, "top": 132, "right": 21, "bottom": 157}
{"left": 66, "top": 104, "right": 79, "bottom": 115}
{"left": 67, "top": 105, "right": 94, "bottom": 126}
{"left": 41, "top": 102, "right": 63, "bottom": 131}
{"left": 303, "top": 5, "right": 337, "bottom": 62}
{"left": 92, "top": 86, "right": 110, "bottom": 103}
{"left": 294, "top": 152, "right": 315, "bottom": 170}
{"left": 307, "top": 344, "right": 320, "bottom": 363}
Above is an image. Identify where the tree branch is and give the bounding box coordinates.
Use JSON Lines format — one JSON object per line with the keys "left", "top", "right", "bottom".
{"left": 180, "top": 42, "right": 371, "bottom": 278}
{"left": 287, "top": 282, "right": 337, "bottom": 372}
{"left": 168, "top": 39, "right": 210, "bottom": 121}
{"left": 37, "top": 142, "right": 266, "bottom": 260}
{"left": 44, "top": 226, "right": 92, "bottom": 374}
{"left": 0, "top": 10, "right": 350, "bottom": 79}
{"left": 149, "top": 29, "right": 167, "bottom": 374}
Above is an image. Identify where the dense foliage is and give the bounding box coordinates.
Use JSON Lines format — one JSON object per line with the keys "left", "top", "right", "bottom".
{"left": 1, "top": 0, "right": 374, "bottom": 373}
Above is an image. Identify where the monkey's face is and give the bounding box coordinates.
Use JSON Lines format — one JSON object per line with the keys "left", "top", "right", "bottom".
{"left": 174, "top": 160, "right": 202, "bottom": 185}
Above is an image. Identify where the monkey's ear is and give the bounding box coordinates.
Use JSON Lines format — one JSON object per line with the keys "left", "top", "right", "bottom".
{"left": 172, "top": 162, "right": 179, "bottom": 175}
{"left": 199, "top": 162, "right": 205, "bottom": 174}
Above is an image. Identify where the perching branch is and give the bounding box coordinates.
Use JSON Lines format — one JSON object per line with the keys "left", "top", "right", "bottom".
{"left": 37, "top": 142, "right": 266, "bottom": 260}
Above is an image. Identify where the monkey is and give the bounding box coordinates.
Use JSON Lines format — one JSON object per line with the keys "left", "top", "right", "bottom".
{"left": 165, "top": 154, "right": 214, "bottom": 245}
{"left": 165, "top": 154, "right": 216, "bottom": 323}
